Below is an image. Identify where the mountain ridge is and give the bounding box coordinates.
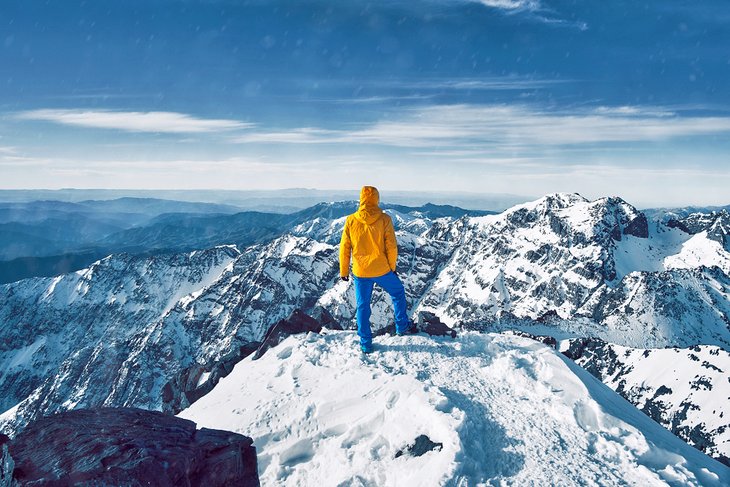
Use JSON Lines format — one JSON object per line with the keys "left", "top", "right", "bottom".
{"left": 1, "top": 192, "right": 729, "bottom": 467}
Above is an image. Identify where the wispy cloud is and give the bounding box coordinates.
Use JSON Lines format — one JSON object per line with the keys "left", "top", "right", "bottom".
{"left": 449, "top": 0, "right": 587, "bottom": 29}
{"left": 234, "top": 128, "right": 340, "bottom": 144}
{"left": 319, "top": 76, "right": 571, "bottom": 93}
{"left": 15, "top": 109, "right": 252, "bottom": 134}
{"left": 473, "top": 0, "right": 540, "bottom": 11}
{"left": 432, "top": 0, "right": 541, "bottom": 11}
{"left": 232, "top": 104, "right": 730, "bottom": 148}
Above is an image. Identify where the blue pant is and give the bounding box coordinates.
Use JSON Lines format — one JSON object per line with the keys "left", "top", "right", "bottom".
{"left": 353, "top": 271, "right": 409, "bottom": 346}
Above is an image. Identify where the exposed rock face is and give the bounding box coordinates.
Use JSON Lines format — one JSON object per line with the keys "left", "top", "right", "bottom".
{"left": 623, "top": 212, "right": 649, "bottom": 238}
{"left": 668, "top": 209, "right": 730, "bottom": 250}
{"left": 253, "top": 309, "right": 323, "bottom": 360}
{"left": 505, "top": 330, "right": 557, "bottom": 348}
{"left": 309, "top": 305, "right": 342, "bottom": 330}
{"left": 0, "top": 434, "right": 14, "bottom": 487}
{"left": 416, "top": 311, "right": 457, "bottom": 338}
{"left": 8, "top": 408, "right": 259, "bottom": 486}
{"left": 372, "top": 311, "right": 457, "bottom": 338}
{"left": 162, "top": 341, "right": 261, "bottom": 415}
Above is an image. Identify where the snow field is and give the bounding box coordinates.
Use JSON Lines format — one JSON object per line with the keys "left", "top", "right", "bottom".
{"left": 180, "top": 331, "right": 730, "bottom": 486}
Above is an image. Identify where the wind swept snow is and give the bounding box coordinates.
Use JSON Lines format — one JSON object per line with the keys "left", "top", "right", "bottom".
{"left": 179, "top": 331, "right": 729, "bottom": 486}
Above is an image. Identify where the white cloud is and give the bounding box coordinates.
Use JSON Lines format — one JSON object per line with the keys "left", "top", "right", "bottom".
{"left": 344, "top": 76, "right": 571, "bottom": 92}
{"left": 15, "top": 109, "right": 252, "bottom": 134}
{"left": 434, "top": 0, "right": 541, "bottom": 10}
{"left": 232, "top": 104, "right": 730, "bottom": 148}
{"left": 233, "top": 128, "right": 340, "bottom": 144}
{"left": 448, "top": 0, "right": 587, "bottom": 29}
{"left": 475, "top": 0, "right": 540, "bottom": 11}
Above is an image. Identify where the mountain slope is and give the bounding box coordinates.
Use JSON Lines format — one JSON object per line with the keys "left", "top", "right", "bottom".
{"left": 179, "top": 331, "right": 730, "bottom": 486}
{"left": 562, "top": 338, "right": 730, "bottom": 465}
{"left": 1, "top": 193, "right": 729, "bottom": 466}
{"left": 411, "top": 194, "right": 730, "bottom": 349}
{"left": 0, "top": 246, "right": 241, "bottom": 432}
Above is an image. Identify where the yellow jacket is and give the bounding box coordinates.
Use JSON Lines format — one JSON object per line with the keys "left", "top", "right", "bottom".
{"left": 340, "top": 186, "right": 398, "bottom": 278}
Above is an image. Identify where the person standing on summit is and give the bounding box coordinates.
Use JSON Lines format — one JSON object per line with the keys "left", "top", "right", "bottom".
{"left": 340, "top": 186, "right": 411, "bottom": 353}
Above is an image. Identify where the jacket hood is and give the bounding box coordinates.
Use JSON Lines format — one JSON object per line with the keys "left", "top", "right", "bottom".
{"left": 354, "top": 186, "right": 383, "bottom": 225}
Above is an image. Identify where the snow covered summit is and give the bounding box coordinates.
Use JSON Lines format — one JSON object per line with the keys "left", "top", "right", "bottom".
{"left": 179, "top": 331, "right": 730, "bottom": 486}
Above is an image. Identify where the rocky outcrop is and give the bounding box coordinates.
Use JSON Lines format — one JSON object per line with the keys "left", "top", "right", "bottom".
{"left": 505, "top": 329, "right": 557, "bottom": 348}
{"left": 7, "top": 408, "right": 259, "bottom": 486}
{"left": 162, "top": 341, "right": 261, "bottom": 415}
{"left": 0, "top": 434, "right": 15, "bottom": 487}
{"left": 309, "top": 305, "right": 341, "bottom": 330}
{"left": 253, "top": 309, "right": 323, "bottom": 360}
{"left": 415, "top": 311, "right": 457, "bottom": 338}
{"left": 623, "top": 213, "right": 649, "bottom": 238}
{"left": 668, "top": 209, "right": 730, "bottom": 250}
{"left": 373, "top": 311, "right": 458, "bottom": 338}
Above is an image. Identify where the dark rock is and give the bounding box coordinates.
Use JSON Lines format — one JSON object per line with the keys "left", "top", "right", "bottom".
{"left": 8, "top": 408, "right": 259, "bottom": 487}
{"left": 561, "top": 337, "right": 607, "bottom": 361}
{"left": 701, "top": 361, "right": 723, "bottom": 372}
{"left": 536, "top": 309, "right": 560, "bottom": 323}
{"left": 1, "top": 434, "right": 15, "bottom": 487}
{"left": 624, "top": 213, "right": 649, "bottom": 238}
{"left": 610, "top": 224, "right": 622, "bottom": 241}
{"left": 507, "top": 330, "right": 557, "bottom": 348}
{"left": 162, "top": 341, "right": 261, "bottom": 415}
{"left": 309, "top": 306, "right": 342, "bottom": 330}
{"left": 395, "top": 435, "right": 443, "bottom": 458}
{"left": 416, "top": 312, "right": 458, "bottom": 338}
{"left": 667, "top": 218, "right": 692, "bottom": 234}
{"left": 253, "top": 309, "right": 322, "bottom": 360}
{"left": 374, "top": 312, "right": 457, "bottom": 338}
{"left": 374, "top": 323, "right": 398, "bottom": 337}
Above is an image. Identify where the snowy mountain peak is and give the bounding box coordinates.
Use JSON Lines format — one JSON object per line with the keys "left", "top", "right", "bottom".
{"left": 2, "top": 192, "right": 730, "bottom": 471}
{"left": 471, "top": 192, "right": 647, "bottom": 242}
{"left": 179, "top": 331, "right": 730, "bottom": 486}
{"left": 523, "top": 192, "right": 589, "bottom": 210}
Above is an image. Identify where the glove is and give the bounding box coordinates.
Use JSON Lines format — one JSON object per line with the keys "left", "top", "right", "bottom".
{"left": 341, "top": 276, "right": 349, "bottom": 282}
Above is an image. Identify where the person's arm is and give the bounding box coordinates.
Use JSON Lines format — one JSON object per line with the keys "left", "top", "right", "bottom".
{"left": 384, "top": 215, "right": 398, "bottom": 273}
{"left": 339, "top": 217, "right": 352, "bottom": 279}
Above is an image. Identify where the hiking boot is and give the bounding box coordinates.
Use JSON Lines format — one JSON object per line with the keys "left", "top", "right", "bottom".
{"left": 360, "top": 343, "right": 374, "bottom": 354}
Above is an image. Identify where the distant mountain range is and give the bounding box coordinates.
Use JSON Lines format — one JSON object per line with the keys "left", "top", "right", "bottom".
{"left": 0, "top": 198, "right": 493, "bottom": 283}
{"left": 0, "top": 189, "right": 529, "bottom": 213}
{"left": 0, "top": 193, "right": 728, "bottom": 467}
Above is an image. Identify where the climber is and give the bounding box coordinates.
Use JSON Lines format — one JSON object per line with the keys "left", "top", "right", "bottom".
{"left": 340, "top": 186, "right": 412, "bottom": 353}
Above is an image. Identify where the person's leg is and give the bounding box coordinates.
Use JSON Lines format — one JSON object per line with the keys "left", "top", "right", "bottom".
{"left": 373, "top": 271, "right": 409, "bottom": 333}
{"left": 353, "top": 275, "right": 375, "bottom": 346}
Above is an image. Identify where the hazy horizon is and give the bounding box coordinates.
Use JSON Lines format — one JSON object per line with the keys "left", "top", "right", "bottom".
{"left": 1, "top": 187, "right": 728, "bottom": 211}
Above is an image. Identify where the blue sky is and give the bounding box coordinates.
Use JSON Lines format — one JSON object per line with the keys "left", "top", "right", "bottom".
{"left": 1, "top": 0, "right": 729, "bottom": 206}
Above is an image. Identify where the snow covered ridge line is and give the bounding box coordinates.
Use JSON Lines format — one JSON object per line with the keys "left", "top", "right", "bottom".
{"left": 1, "top": 191, "right": 729, "bottom": 462}
{"left": 179, "top": 331, "right": 730, "bottom": 486}
{"left": 561, "top": 337, "right": 730, "bottom": 466}
{"left": 411, "top": 192, "right": 730, "bottom": 350}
